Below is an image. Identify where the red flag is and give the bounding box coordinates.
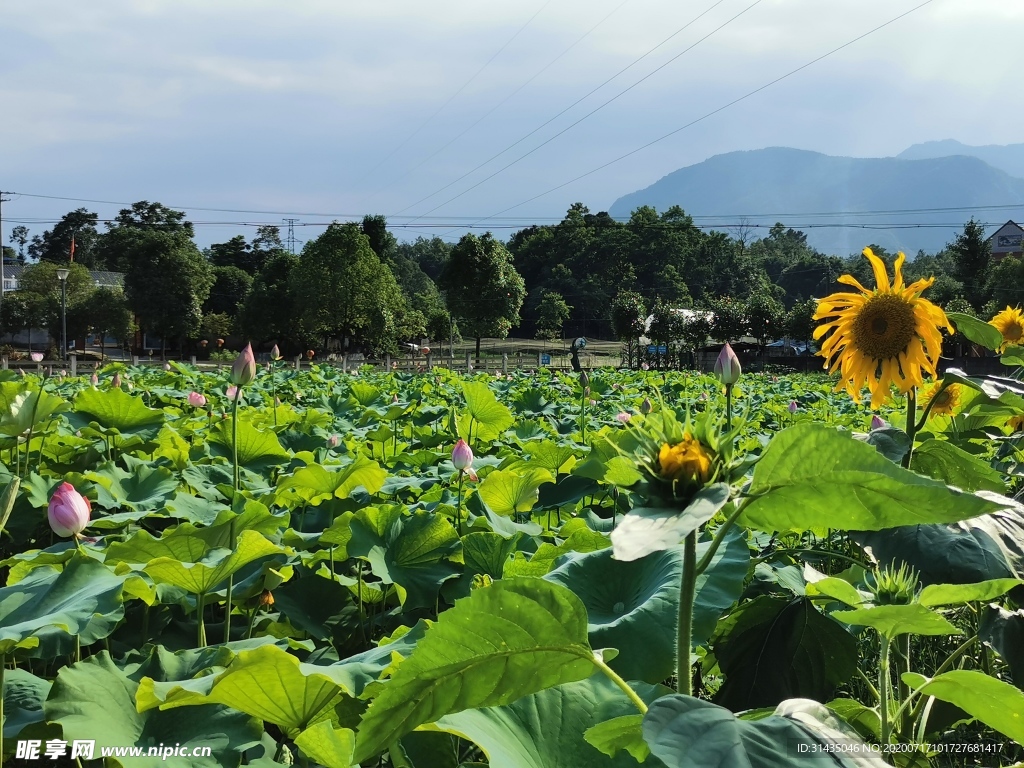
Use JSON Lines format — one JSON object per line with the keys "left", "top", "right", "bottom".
{"left": 69, "top": 236, "right": 76, "bottom": 262}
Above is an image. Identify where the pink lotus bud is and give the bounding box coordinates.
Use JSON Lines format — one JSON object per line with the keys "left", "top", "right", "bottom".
{"left": 392, "top": 394, "right": 399, "bottom": 403}
{"left": 230, "top": 343, "right": 256, "bottom": 387}
{"left": 306, "top": 349, "right": 315, "bottom": 360}
{"left": 270, "top": 344, "right": 281, "bottom": 361}
{"left": 163, "top": 362, "right": 171, "bottom": 371}
{"left": 616, "top": 412, "right": 632, "bottom": 424}
{"left": 580, "top": 371, "right": 590, "bottom": 388}
{"left": 641, "top": 363, "right": 649, "bottom": 371}
{"left": 275, "top": 397, "right": 281, "bottom": 406}
{"left": 714, "top": 343, "right": 741, "bottom": 386}
{"left": 870, "top": 414, "right": 887, "bottom": 431}
{"left": 17, "top": 368, "right": 25, "bottom": 377}
{"left": 48, "top": 482, "right": 91, "bottom": 538}
{"left": 700, "top": 392, "right": 708, "bottom": 401}
{"left": 640, "top": 398, "right": 653, "bottom": 415}
{"left": 327, "top": 435, "right": 340, "bottom": 448}
{"left": 112, "top": 372, "right": 122, "bottom": 389}
{"left": 188, "top": 391, "right": 207, "bottom": 408}
{"left": 60, "top": 370, "right": 67, "bottom": 378}
{"left": 90, "top": 373, "right": 99, "bottom": 386}
{"left": 30, "top": 352, "right": 43, "bottom": 363}
{"left": 452, "top": 439, "right": 474, "bottom": 472}
{"left": 589, "top": 399, "right": 597, "bottom": 407}
{"left": 226, "top": 385, "right": 239, "bottom": 402}
{"left": 788, "top": 401, "right": 799, "bottom": 414}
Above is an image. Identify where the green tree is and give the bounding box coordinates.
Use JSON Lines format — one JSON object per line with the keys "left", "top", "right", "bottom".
{"left": 535, "top": 292, "right": 571, "bottom": 340}
{"left": 122, "top": 230, "right": 214, "bottom": 356}
{"left": 947, "top": 219, "right": 992, "bottom": 310}
{"left": 27, "top": 209, "right": 101, "bottom": 268}
{"left": 204, "top": 266, "right": 253, "bottom": 318}
{"left": 76, "top": 287, "right": 135, "bottom": 359}
{"left": 707, "top": 295, "right": 748, "bottom": 343}
{"left": 238, "top": 253, "right": 302, "bottom": 351}
{"left": 985, "top": 255, "right": 1024, "bottom": 310}
{"left": 440, "top": 233, "right": 526, "bottom": 360}
{"left": 746, "top": 290, "right": 786, "bottom": 348}
{"left": 785, "top": 298, "right": 817, "bottom": 345}
{"left": 678, "top": 312, "right": 713, "bottom": 368}
{"left": 289, "top": 223, "right": 405, "bottom": 353}
{"left": 361, "top": 215, "right": 398, "bottom": 268}
{"left": 397, "top": 236, "right": 452, "bottom": 282}
{"left": 17, "top": 262, "right": 95, "bottom": 344}
{"left": 9, "top": 226, "right": 29, "bottom": 261}
{"left": 100, "top": 202, "right": 195, "bottom": 273}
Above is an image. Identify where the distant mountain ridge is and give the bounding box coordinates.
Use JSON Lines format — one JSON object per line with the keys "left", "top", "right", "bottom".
{"left": 608, "top": 146, "right": 1024, "bottom": 256}
{"left": 897, "top": 139, "right": 1024, "bottom": 179}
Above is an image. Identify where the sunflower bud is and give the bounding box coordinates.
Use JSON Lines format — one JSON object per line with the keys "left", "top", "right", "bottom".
{"left": 714, "top": 343, "right": 741, "bottom": 386}
{"left": 657, "top": 434, "right": 714, "bottom": 489}
{"left": 868, "top": 563, "right": 919, "bottom": 606}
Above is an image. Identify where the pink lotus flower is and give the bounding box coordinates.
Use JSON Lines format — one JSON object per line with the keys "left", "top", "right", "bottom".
{"left": 641, "top": 363, "right": 649, "bottom": 371}
{"left": 90, "top": 373, "right": 99, "bottom": 386}
{"left": 30, "top": 352, "right": 43, "bottom": 363}
{"left": 870, "top": 414, "right": 887, "bottom": 431}
{"left": 188, "top": 391, "right": 207, "bottom": 407}
{"left": 226, "top": 385, "right": 239, "bottom": 401}
{"left": 714, "top": 343, "right": 741, "bottom": 386}
{"left": 230, "top": 343, "right": 256, "bottom": 387}
{"left": 112, "top": 372, "right": 122, "bottom": 389}
{"left": 327, "top": 435, "right": 340, "bottom": 448}
{"left": 48, "top": 482, "right": 91, "bottom": 538}
{"left": 616, "top": 412, "right": 632, "bottom": 424}
{"left": 788, "top": 401, "right": 799, "bottom": 414}
{"left": 60, "top": 370, "right": 67, "bottom": 378}
{"left": 452, "top": 439, "right": 477, "bottom": 480}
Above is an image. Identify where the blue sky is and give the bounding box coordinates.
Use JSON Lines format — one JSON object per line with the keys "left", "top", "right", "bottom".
{"left": 2, "top": 0, "right": 1020, "bottom": 248}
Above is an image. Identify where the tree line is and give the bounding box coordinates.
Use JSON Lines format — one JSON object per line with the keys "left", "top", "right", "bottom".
{"left": 4, "top": 200, "right": 1019, "bottom": 359}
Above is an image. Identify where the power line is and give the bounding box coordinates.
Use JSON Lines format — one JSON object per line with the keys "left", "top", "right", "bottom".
{"left": 10, "top": 189, "right": 1023, "bottom": 223}
{"left": 363, "top": 0, "right": 632, "bottom": 205}
{"left": 407, "top": 0, "right": 767, "bottom": 223}
{"left": 391, "top": 0, "right": 734, "bottom": 217}
{"left": 352, "top": 0, "right": 553, "bottom": 188}
{"left": 468, "top": 0, "right": 938, "bottom": 228}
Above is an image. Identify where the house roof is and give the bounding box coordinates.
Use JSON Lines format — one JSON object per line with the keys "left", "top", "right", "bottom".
{"left": 986, "top": 220, "right": 1024, "bottom": 240}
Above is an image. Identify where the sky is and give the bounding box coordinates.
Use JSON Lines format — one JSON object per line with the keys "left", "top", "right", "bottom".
{"left": 2, "top": 0, "right": 1021, "bottom": 249}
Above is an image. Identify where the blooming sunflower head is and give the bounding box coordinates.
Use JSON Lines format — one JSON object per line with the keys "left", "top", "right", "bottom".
{"left": 921, "top": 381, "right": 961, "bottom": 418}
{"left": 658, "top": 435, "right": 714, "bottom": 487}
{"left": 1009, "top": 414, "right": 1024, "bottom": 433}
{"left": 989, "top": 305, "right": 1024, "bottom": 351}
{"left": 813, "top": 247, "right": 952, "bottom": 409}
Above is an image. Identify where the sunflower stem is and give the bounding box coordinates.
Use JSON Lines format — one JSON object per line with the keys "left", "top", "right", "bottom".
{"left": 677, "top": 530, "right": 697, "bottom": 696}
{"left": 591, "top": 652, "right": 648, "bottom": 714}
{"left": 902, "top": 388, "right": 917, "bottom": 468}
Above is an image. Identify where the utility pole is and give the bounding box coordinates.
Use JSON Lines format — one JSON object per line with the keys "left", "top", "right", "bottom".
{"left": 0, "top": 191, "right": 11, "bottom": 338}
{"left": 283, "top": 218, "right": 299, "bottom": 254}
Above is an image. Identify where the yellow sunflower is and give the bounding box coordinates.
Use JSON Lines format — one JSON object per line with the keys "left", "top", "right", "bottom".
{"left": 921, "top": 381, "right": 960, "bottom": 418}
{"left": 658, "top": 435, "right": 714, "bottom": 486}
{"left": 814, "top": 248, "right": 951, "bottom": 408}
{"left": 989, "top": 306, "right": 1024, "bottom": 350}
{"left": 1009, "top": 415, "right": 1024, "bottom": 433}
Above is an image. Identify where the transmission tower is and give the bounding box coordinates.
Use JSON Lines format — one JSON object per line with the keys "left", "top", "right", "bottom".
{"left": 283, "top": 218, "right": 300, "bottom": 254}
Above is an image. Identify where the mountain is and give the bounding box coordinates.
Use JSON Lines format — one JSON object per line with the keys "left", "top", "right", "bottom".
{"left": 608, "top": 147, "right": 1024, "bottom": 255}
{"left": 898, "top": 139, "right": 1024, "bottom": 179}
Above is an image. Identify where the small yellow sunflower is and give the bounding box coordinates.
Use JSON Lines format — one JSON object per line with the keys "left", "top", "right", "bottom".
{"left": 989, "top": 306, "right": 1024, "bottom": 350}
{"left": 921, "top": 381, "right": 961, "bottom": 418}
{"left": 658, "top": 434, "right": 714, "bottom": 486}
{"left": 814, "top": 247, "right": 951, "bottom": 408}
{"left": 1009, "top": 415, "right": 1024, "bottom": 433}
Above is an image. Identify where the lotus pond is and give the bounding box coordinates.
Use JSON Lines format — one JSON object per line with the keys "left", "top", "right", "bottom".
{"left": 0, "top": 359, "right": 1022, "bottom": 767}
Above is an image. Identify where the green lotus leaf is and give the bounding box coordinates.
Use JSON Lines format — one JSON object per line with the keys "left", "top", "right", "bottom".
{"left": 72, "top": 386, "right": 165, "bottom": 434}
{"left": 86, "top": 460, "right": 179, "bottom": 511}
{"left": 643, "top": 695, "right": 888, "bottom": 768}
{"left": 611, "top": 484, "right": 730, "bottom": 562}
{"left": 461, "top": 381, "right": 514, "bottom": 438}
{"left": 0, "top": 388, "right": 68, "bottom": 437}
{"left": 209, "top": 416, "right": 290, "bottom": 470}
{"left": 477, "top": 468, "right": 552, "bottom": 517}
{"left": 0, "top": 555, "right": 125, "bottom": 656}
{"left": 295, "top": 721, "right": 356, "bottom": 768}
{"left": 143, "top": 530, "right": 282, "bottom": 595}
{"left": 45, "top": 652, "right": 261, "bottom": 768}
{"left": 276, "top": 456, "right": 386, "bottom": 506}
